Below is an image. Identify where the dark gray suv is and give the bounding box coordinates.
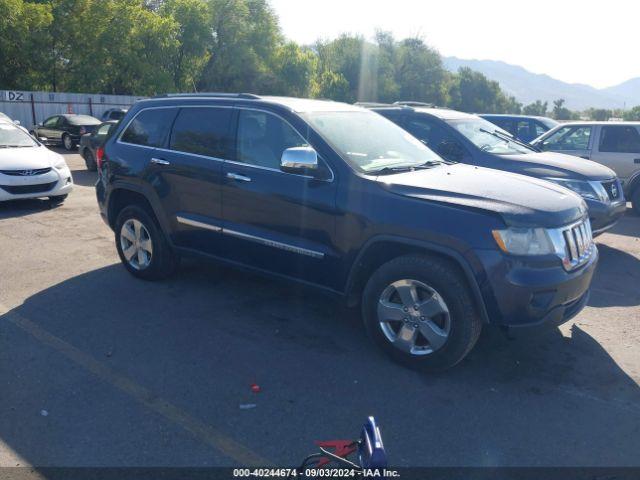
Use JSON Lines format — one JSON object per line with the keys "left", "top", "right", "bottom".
{"left": 370, "top": 105, "right": 625, "bottom": 235}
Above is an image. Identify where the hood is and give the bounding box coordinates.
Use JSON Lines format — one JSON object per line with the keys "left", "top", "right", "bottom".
{"left": 0, "top": 145, "right": 65, "bottom": 170}
{"left": 377, "top": 163, "right": 587, "bottom": 228}
{"left": 496, "top": 151, "right": 615, "bottom": 181}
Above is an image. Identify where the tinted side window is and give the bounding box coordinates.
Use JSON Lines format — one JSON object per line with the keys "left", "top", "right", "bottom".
{"left": 516, "top": 120, "right": 534, "bottom": 142}
{"left": 236, "top": 110, "right": 307, "bottom": 169}
{"left": 541, "top": 126, "right": 592, "bottom": 151}
{"left": 404, "top": 117, "right": 469, "bottom": 161}
{"left": 121, "top": 108, "right": 176, "bottom": 147}
{"left": 169, "top": 107, "right": 233, "bottom": 158}
{"left": 599, "top": 125, "right": 640, "bottom": 153}
{"left": 533, "top": 121, "right": 548, "bottom": 138}
{"left": 43, "top": 116, "right": 58, "bottom": 128}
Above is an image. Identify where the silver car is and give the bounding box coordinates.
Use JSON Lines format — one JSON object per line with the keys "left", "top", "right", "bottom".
{"left": 532, "top": 122, "right": 640, "bottom": 214}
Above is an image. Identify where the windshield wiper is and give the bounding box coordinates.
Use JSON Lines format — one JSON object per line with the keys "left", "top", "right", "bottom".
{"left": 479, "top": 128, "right": 539, "bottom": 152}
{"left": 368, "top": 160, "right": 443, "bottom": 175}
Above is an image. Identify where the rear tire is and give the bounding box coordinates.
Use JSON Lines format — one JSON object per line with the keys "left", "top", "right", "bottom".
{"left": 362, "top": 254, "right": 482, "bottom": 371}
{"left": 83, "top": 149, "right": 97, "bottom": 171}
{"left": 62, "top": 133, "right": 75, "bottom": 151}
{"left": 115, "top": 204, "right": 178, "bottom": 280}
{"left": 631, "top": 188, "right": 640, "bottom": 216}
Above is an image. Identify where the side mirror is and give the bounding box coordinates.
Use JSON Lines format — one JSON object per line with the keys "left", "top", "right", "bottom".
{"left": 38, "top": 122, "right": 43, "bottom": 126}
{"left": 13, "top": 120, "right": 21, "bottom": 126}
{"left": 280, "top": 146, "right": 318, "bottom": 174}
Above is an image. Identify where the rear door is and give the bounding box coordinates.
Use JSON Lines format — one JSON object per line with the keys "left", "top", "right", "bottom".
{"left": 538, "top": 125, "right": 594, "bottom": 159}
{"left": 220, "top": 107, "right": 339, "bottom": 287}
{"left": 151, "top": 106, "right": 233, "bottom": 255}
{"left": 591, "top": 124, "right": 640, "bottom": 184}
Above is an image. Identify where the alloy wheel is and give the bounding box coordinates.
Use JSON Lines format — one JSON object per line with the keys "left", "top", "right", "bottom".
{"left": 377, "top": 279, "right": 451, "bottom": 356}
{"left": 120, "top": 219, "right": 153, "bottom": 270}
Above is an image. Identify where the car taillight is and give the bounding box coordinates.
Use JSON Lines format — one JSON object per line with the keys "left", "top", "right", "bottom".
{"left": 96, "top": 146, "right": 104, "bottom": 169}
{"left": 79, "top": 126, "right": 86, "bottom": 135}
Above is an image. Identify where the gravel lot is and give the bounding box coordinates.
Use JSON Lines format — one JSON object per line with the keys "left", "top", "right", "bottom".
{"left": 1, "top": 150, "right": 639, "bottom": 468}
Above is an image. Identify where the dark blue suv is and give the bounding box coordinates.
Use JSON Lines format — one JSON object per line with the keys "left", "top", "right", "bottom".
{"left": 96, "top": 94, "right": 597, "bottom": 371}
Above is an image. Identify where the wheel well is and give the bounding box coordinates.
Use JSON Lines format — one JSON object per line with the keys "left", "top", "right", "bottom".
{"left": 107, "top": 189, "right": 155, "bottom": 229}
{"left": 346, "top": 241, "right": 481, "bottom": 314}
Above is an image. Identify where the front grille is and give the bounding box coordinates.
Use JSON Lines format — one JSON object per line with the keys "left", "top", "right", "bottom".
{"left": 601, "top": 179, "right": 621, "bottom": 201}
{"left": 562, "top": 219, "right": 593, "bottom": 269}
{"left": 0, "top": 181, "right": 57, "bottom": 195}
{"left": 0, "top": 167, "right": 52, "bottom": 176}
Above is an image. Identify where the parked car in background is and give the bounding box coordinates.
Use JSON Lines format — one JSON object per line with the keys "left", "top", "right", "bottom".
{"left": 532, "top": 122, "right": 640, "bottom": 214}
{"left": 369, "top": 104, "right": 625, "bottom": 236}
{"left": 480, "top": 114, "right": 558, "bottom": 143}
{"left": 79, "top": 120, "right": 118, "bottom": 171}
{"left": 32, "top": 114, "right": 101, "bottom": 151}
{"left": 96, "top": 94, "right": 597, "bottom": 371}
{"left": 0, "top": 119, "right": 73, "bottom": 203}
{"left": 100, "top": 108, "right": 128, "bottom": 122}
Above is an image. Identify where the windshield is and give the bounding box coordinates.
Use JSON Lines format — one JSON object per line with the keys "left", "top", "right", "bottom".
{"left": 448, "top": 118, "right": 535, "bottom": 155}
{"left": 0, "top": 122, "right": 38, "bottom": 147}
{"left": 301, "top": 110, "right": 443, "bottom": 173}
{"left": 68, "top": 115, "right": 100, "bottom": 125}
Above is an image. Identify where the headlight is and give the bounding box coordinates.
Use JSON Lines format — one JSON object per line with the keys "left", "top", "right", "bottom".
{"left": 492, "top": 227, "right": 556, "bottom": 255}
{"left": 545, "top": 178, "right": 608, "bottom": 202}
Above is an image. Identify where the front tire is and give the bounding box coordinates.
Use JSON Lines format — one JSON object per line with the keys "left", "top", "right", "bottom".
{"left": 115, "top": 205, "right": 178, "bottom": 280}
{"left": 362, "top": 255, "right": 482, "bottom": 371}
{"left": 62, "top": 133, "right": 75, "bottom": 151}
{"left": 48, "top": 194, "right": 68, "bottom": 204}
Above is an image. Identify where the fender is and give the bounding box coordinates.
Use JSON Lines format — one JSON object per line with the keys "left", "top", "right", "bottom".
{"left": 107, "top": 180, "right": 173, "bottom": 239}
{"left": 345, "top": 234, "right": 491, "bottom": 324}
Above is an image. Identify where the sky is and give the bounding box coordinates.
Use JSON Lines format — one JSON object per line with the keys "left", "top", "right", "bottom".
{"left": 270, "top": 0, "right": 640, "bottom": 89}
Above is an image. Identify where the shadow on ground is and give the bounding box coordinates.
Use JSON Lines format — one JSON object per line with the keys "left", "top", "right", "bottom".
{"left": 1, "top": 258, "right": 639, "bottom": 468}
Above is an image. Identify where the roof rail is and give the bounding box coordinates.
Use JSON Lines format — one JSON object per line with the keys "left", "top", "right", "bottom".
{"left": 393, "top": 101, "right": 436, "bottom": 108}
{"left": 354, "top": 102, "right": 396, "bottom": 108}
{"left": 153, "top": 92, "right": 260, "bottom": 99}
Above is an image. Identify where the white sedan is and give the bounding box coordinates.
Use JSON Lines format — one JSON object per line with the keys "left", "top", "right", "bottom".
{"left": 0, "top": 120, "right": 73, "bottom": 203}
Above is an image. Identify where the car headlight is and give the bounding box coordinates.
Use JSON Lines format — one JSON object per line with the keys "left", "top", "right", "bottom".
{"left": 545, "top": 178, "right": 608, "bottom": 202}
{"left": 492, "top": 227, "right": 557, "bottom": 255}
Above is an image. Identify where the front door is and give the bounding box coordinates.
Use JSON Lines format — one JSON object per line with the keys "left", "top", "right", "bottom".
{"left": 221, "top": 108, "right": 339, "bottom": 288}
{"left": 591, "top": 124, "right": 640, "bottom": 184}
{"left": 538, "top": 125, "right": 594, "bottom": 160}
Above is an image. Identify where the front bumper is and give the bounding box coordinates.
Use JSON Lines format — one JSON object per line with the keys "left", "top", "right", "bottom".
{"left": 0, "top": 167, "right": 74, "bottom": 201}
{"left": 474, "top": 245, "right": 598, "bottom": 327}
{"left": 586, "top": 198, "right": 626, "bottom": 236}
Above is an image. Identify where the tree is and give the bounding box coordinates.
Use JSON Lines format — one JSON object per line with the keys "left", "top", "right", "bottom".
{"left": 523, "top": 100, "right": 548, "bottom": 116}
{"left": 586, "top": 108, "right": 612, "bottom": 121}
{"left": 198, "top": 0, "right": 282, "bottom": 92}
{"left": 394, "top": 37, "right": 448, "bottom": 106}
{"left": 447, "top": 67, "right": 519, "bottom": 113}
{"left": 551, "top": 99, "right": 575, "bottom": 120}
{"left": 161, "top": 0, "right": 211, "bottom": 91}
{"left": 623, "top": 106, "right": 640, "bottom": 121}
{"left": 0, "top": 0, "right": 53, "bottom": 90}
{"left": 268, "top": 42, "right": 317, "bottom": 97}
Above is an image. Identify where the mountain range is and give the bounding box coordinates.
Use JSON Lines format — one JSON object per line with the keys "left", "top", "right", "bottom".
{"left": 443, "top": 57, "right": 640, "bottom": 111}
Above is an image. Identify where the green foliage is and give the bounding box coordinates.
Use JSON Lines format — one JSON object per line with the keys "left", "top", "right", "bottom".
{"left": 523, "top": 100, "right": 548, "bottom": 116}
{"left": 448, "top": 67, "right": 521, "bottom": 114}
{"left": 623, "top": 106, "right": 640, "bottom": 121}
{"left": 586, "top": 108, "right": 612, "bottom": 121}
{"left": 551, "top": 99, "right": 576, "bottom": 120}
{"left": 2, "top": 0, "right": 616, "bottom": 119}
{"left": 0, "top": 0, "right": 53, "bottom": 90}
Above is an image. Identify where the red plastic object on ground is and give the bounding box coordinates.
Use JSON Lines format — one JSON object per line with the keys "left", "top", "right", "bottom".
{"left": 314, "top": 440, "right": 357, "bottom": 468}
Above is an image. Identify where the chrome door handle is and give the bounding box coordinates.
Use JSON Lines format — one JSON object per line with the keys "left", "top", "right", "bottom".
{"left": 227, "top": 172, "right": 251, "bottom": 182}
{"left": 150, "top": 157, "right": 170, "bottom": 165}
